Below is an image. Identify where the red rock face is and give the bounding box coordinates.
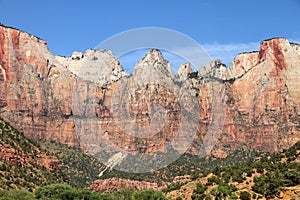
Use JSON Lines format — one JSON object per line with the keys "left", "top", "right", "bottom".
{"left": 0, "top": 25, "right": 299, "bottom": 158}
{"left": 88, "top": 175, "right": 192, "bottom": 191}
{"left": 259, "top": 39, "right": 288, "bottom": 71}
{"left": 0, "top": 26, "right": 81, "bottom": 147}
{"left": 198, "top": 38, "right": 300, "bottom": 154}
{"left": 92, "top": 83, "right": 182, "bottom": 154}
{"left": 87, "top": 178, "right": 161, "bottom": 191}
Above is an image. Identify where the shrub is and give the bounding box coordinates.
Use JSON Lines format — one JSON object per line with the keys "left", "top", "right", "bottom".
{"left": 162, "top": 182, "right": 184, "bottom": 193}
{"left": 209, "top": 183, "right": 237, "bottom": 199}
{"left": 191, "top": 173, "right": 200, "bottom": 181}
{"left": 132, "top": 189, "right": 168, "bottom": 200}
{"left": 34, "top": 184, "right": 73, "bottom": 199}
{"left": 252, "top": 193, "right": 257, "bottom": 199}
{"left": 0, "top": 189, "right": 35, "bottom": 200}
{"left": 194, "top": 183, "right": 207, "bottom": 195}
{"left": 229, "top": 193, "right": 238, "bottom": 199}
{"left": 252, "top": 175, "right": 284, "bottom": 197}
{"left": 239, "top": 191, "right": 251, "bottom": 200}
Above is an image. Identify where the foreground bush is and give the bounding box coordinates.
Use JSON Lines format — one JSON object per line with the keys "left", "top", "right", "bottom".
{"left": 0, "top": 184, "right": 170, "bottom": 200}
{"left": 0, "top": 189, "right": 35, "bottom": 200}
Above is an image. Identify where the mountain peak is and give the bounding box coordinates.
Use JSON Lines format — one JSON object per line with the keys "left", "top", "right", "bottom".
{"left": 55, "top": 49, "right": 128, "bottom": 84}
{"left": 178, "top": 63, "right": 193, "bottom": 81}
{"left": 142, "top": 49, "right": 166, "bottom": 64}
{"left": 133, "top": 49, "right": 173, "bottom": 79}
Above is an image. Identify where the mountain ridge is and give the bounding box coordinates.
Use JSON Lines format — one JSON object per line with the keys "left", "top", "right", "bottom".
{"left": 0, "top": 25, "right": 299, "bottom": 158}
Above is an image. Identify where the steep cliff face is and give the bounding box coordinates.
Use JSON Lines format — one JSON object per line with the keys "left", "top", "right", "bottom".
{"left": 0, "top": 25, "right": 82, "bottom": 147}
{"left": 77, "top": 49, "right": 197, "bottom": 160}
{"left": 221, "top": 38, "right": 300, "bottom": 152}
{"left": 194, "top": 38, "right": 300, "bottom": 154}
{"left": 0, "top": 25, "right": 299, "bottom": 158}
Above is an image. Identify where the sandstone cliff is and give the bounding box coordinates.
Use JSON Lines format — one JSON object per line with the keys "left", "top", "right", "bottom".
{"left": 0, "top": 25, "right": 80, "bottom": 147}
{"left": 0, "top": 25, "right": 299, "bottom": 159}
{"left": 220, "top": 38, "right": 300, "bottom": 153}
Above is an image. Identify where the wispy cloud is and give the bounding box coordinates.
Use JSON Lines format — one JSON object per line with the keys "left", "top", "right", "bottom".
{"left": 118, "top": 42, "right": 260, "bottom": 73}
{"left": 118, "top": 38, "right": 299, "bottom": 73}
{"left": 203, "top": 38, "right": 300, "bottom": 66}
{"left": 289, "top": 38, "right": 300, "bottom": 44}
{"left": 118, "top": 49, "right": 147, "bottom": 73}
{"left": 202, "top": 42, "right": 260, "bottom": 66}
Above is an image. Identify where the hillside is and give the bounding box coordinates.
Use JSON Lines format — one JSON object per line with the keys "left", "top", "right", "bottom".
{"left": 1, "top": 115, "right": 299, "bottom": 199}
{"left": 1, "top": 119, "right": 299, "bottom": 199}
{"left": 0, "top": 117, "right": 65, "bottom": 190}
{"left": 39, "top": 140, "right": 104, "bottom": 188}
{"left": 164, "top": 142, "right": 300, "bottom": 200}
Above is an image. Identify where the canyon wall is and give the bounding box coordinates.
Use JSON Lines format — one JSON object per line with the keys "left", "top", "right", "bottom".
{"left": 0, "top": 25, "right": 299, "bottom": 157}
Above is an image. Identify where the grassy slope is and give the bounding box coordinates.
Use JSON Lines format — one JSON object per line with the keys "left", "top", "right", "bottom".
{"left": 39, "top": 140, "right": 104, "bottom": 188}
{"left": 165, "top": 142, "right": 300, "bottom": 200}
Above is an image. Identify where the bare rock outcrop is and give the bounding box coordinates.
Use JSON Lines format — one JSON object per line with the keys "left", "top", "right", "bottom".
{"left": 56, "top": 49, "right": 128, "bottom": 84}
{"left": 87, "top": 178, "right": 160, "bottom": 191}
{"left": 178, "top": 63, "right": 193, "bottom": 81}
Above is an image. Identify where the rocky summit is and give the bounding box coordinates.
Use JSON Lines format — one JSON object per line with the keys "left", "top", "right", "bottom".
{"left": 0, "top": 25, "right": 299, "bottom": 158}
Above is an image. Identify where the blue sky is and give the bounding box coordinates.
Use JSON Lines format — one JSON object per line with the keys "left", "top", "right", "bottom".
{"left": 0, "top": 0, "right": 300, "bottom": 71}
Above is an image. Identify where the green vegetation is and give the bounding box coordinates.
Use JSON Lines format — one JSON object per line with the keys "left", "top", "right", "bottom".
{"left": 162, "top": 183, "right": 185, "bottom": 193}
{"left": 1, "top": 116, "right": 299, "bottom": 199}
{"left": 186, "top": 141, "right": 300, "bottom": 199}
{"left": 191, "top": 183, "right": 208, "bottom": 200}
{"left": 239, "top": 191, "right": 251, "bottom": 200}
{"left": 132, "top": 189, "right": 169, "bottom": 200}
{"left": 0, "top": 184, "right": 169, "bottom": 200}
{"left": 251, "top": 162, "right": 300, "bottom": 198}
{"left": 39, "top": 140, "right": 104, "bottom": 188}
{"left": 99, "top": 146, "right": 260, "bottom": 186}
{"left": 0, "top": 118, "right": 66, "bottom": 190}
{"left": 0, "top": 189, "right": 35, "bottom": 200}
{"left": 191, "top": 177, "right": 238, "bottom": 199}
